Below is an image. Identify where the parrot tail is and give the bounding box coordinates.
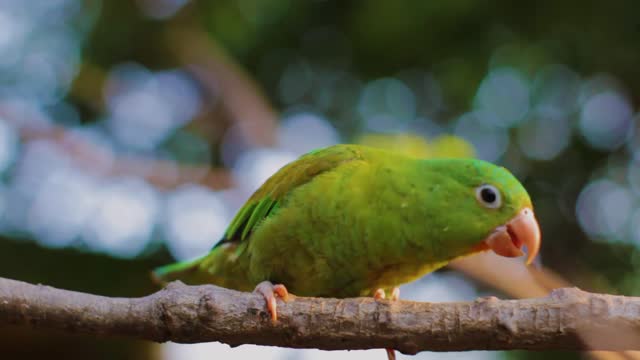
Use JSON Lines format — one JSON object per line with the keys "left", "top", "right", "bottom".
{"left": 152, "top": 242, "right": 252, "bottom": 290}
{"left": 151, "top": 256, "right": 204, "bottom": 285}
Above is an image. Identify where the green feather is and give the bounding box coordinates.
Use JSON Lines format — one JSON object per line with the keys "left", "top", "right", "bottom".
{"left": 224, "top": 202, "right": 255, "bottom": 240}
{"left": 152, "top": 256, "right": 204, "bottom": 284}
{"left": 242, "top": 197, "right": 277, "bottom": 240}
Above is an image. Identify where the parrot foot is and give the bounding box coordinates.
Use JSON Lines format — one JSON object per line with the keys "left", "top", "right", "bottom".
{"left": 373, "top": 287, "right": 400, "bottom": 301}
{"left": 390, "top": 287, "right": 400, "bottom": 301}
{"left": 373, "top": 287, "right": 400, "bottom": 360}
{"left": 253, "top": 281, "right": 290, "bottom": 322}
{"left": 385, "top": 349, "right": 396, "bottom": 360}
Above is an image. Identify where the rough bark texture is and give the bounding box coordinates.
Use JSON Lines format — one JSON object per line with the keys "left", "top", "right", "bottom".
{"left": 1, "top": 277, "right": 640, "bottom": 353}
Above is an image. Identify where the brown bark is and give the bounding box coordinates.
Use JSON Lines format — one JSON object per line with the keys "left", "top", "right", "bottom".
{"left": 1, "top": 277, "right": 640, "bottom": 353}
{"left": 449, "top": 253, "right": 640, "bottom": 360}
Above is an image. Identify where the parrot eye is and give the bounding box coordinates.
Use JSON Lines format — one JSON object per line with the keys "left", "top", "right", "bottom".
{"left": 475, "top": 184, "right": 502, "bottom": 209}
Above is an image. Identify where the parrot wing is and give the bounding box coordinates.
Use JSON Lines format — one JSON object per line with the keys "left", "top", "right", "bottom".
{"left": 152, "top": 145, "right": 365, "bottom": 284}
{"left": 219, "top": 144, "right": 364, "bottom": 246}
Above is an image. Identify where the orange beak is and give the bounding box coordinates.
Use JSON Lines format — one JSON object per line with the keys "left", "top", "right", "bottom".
{"left": 483, "top": 208, "right": 541, "bottom": 265}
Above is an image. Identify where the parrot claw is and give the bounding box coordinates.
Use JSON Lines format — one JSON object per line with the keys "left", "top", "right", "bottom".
{"left": 373, "top": 287, "right": 400, "bottom": 301}
{"left": 253, "top": 281, "right": 290, "bottom": 323}
{"left": 390, "top": 287, "right": 400, "bottom": 301}
{"left": 373, "top": 287, "right": 400, "bottom": 360}
{"left": 385, "top": 348, "right": 396, "bottom": 360}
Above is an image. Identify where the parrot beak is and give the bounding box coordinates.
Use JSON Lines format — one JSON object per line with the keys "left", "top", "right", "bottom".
{"left": 483, "top": 207, "right": 541, "bottom": 265}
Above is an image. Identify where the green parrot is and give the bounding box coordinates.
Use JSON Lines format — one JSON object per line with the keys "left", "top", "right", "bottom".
{"left": 154, "top": 144, "right": 540, "bottom": 359}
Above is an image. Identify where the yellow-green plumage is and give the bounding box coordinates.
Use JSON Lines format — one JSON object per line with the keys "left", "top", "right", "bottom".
{"left": 154, "top": 144, "right": 532, "bottom": 297}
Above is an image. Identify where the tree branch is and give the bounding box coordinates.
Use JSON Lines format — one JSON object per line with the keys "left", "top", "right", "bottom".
{"left": 1, "top": 277, "right": 640, "bottom": 353}
{"left": 450, "top": 255, "right": 640, "bottom": 360}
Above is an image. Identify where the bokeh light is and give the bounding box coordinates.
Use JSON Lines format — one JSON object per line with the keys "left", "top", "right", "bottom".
{"left": 626, "top": 161, "right": 640, "bottom": 196}
{"left": 232, "top": 148, "right": 297, "bottom": 195}
{"left": 473, "top": 67, "right": 530, "bottom": 128}
{"left": 6, "top": 139, "right": 72, "bottom": 233}
{"left": 358, "top": 78, "right": 416, "bottom": 132}
{"left": 396, "top": 70, "right": 444, "bottom": 118}
{"left": 576, "top": 179, "right": 634, "bottom": 242}
{"left": 629, "top": 208, "right": 640, "bottom": 246}
{"left": 454, "top": 111, "right": 509, "bottom": 162}
{"left": 516, "top": 112, "right": 571, "bottom": 161}
{"left": 164, "top": 185, "right": 229, "bottom": 261}
{"left": 105, "top": 64, "right": 202, "bottom": 151}
{"left": 0, "top": 120, "right": 18, "bottom": 173}
{"left": 579, "top": 91, "right": 633, "bottom": 151}
{"left": 82, "top": 178, "right": 158, "bottom": 258}
{"left": 278, "top": 111, "right": 340, "bottom": 155}
{"left": 531, "top": 64, "right": 580, "bottom": 117}
{"left": 26, "top": 168, "right": 98, "bottom": 248}
{"left": 0, "top": 0, "right": 90, "bottom": 104}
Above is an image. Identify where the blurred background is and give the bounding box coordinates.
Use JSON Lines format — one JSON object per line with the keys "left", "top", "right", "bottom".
{"left": 0, "top": 0, "right": 639, "bottom": 359}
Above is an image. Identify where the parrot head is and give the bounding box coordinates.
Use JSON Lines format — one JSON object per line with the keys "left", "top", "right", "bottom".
{"left": 424, "top": 158, "right": 541, "bottom": 265}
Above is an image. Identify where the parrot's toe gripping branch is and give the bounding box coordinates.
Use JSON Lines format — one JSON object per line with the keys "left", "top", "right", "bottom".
{"left": 253, "top": 281, "right": 290, "bottom": 322}
{"left": 373, "top": 288, "right": 386, "bottom": 300}
{"left": 373, "top": 287, "right": 400, "bottom": 301}
{"left": 390, "top": 287, "right": 400, "bottom": 302}
{"left": 373, "top": 287, "right": 400, "bottom": 360}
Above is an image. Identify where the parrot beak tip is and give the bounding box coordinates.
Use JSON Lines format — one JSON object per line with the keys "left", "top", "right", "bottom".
{"left": 483, "top": 207, "right": 541, "bottom": 265}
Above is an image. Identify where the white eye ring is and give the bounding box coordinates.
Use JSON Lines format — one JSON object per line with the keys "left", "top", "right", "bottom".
{"left": 475, "top": 184, "right": 502, "bottom": 209}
